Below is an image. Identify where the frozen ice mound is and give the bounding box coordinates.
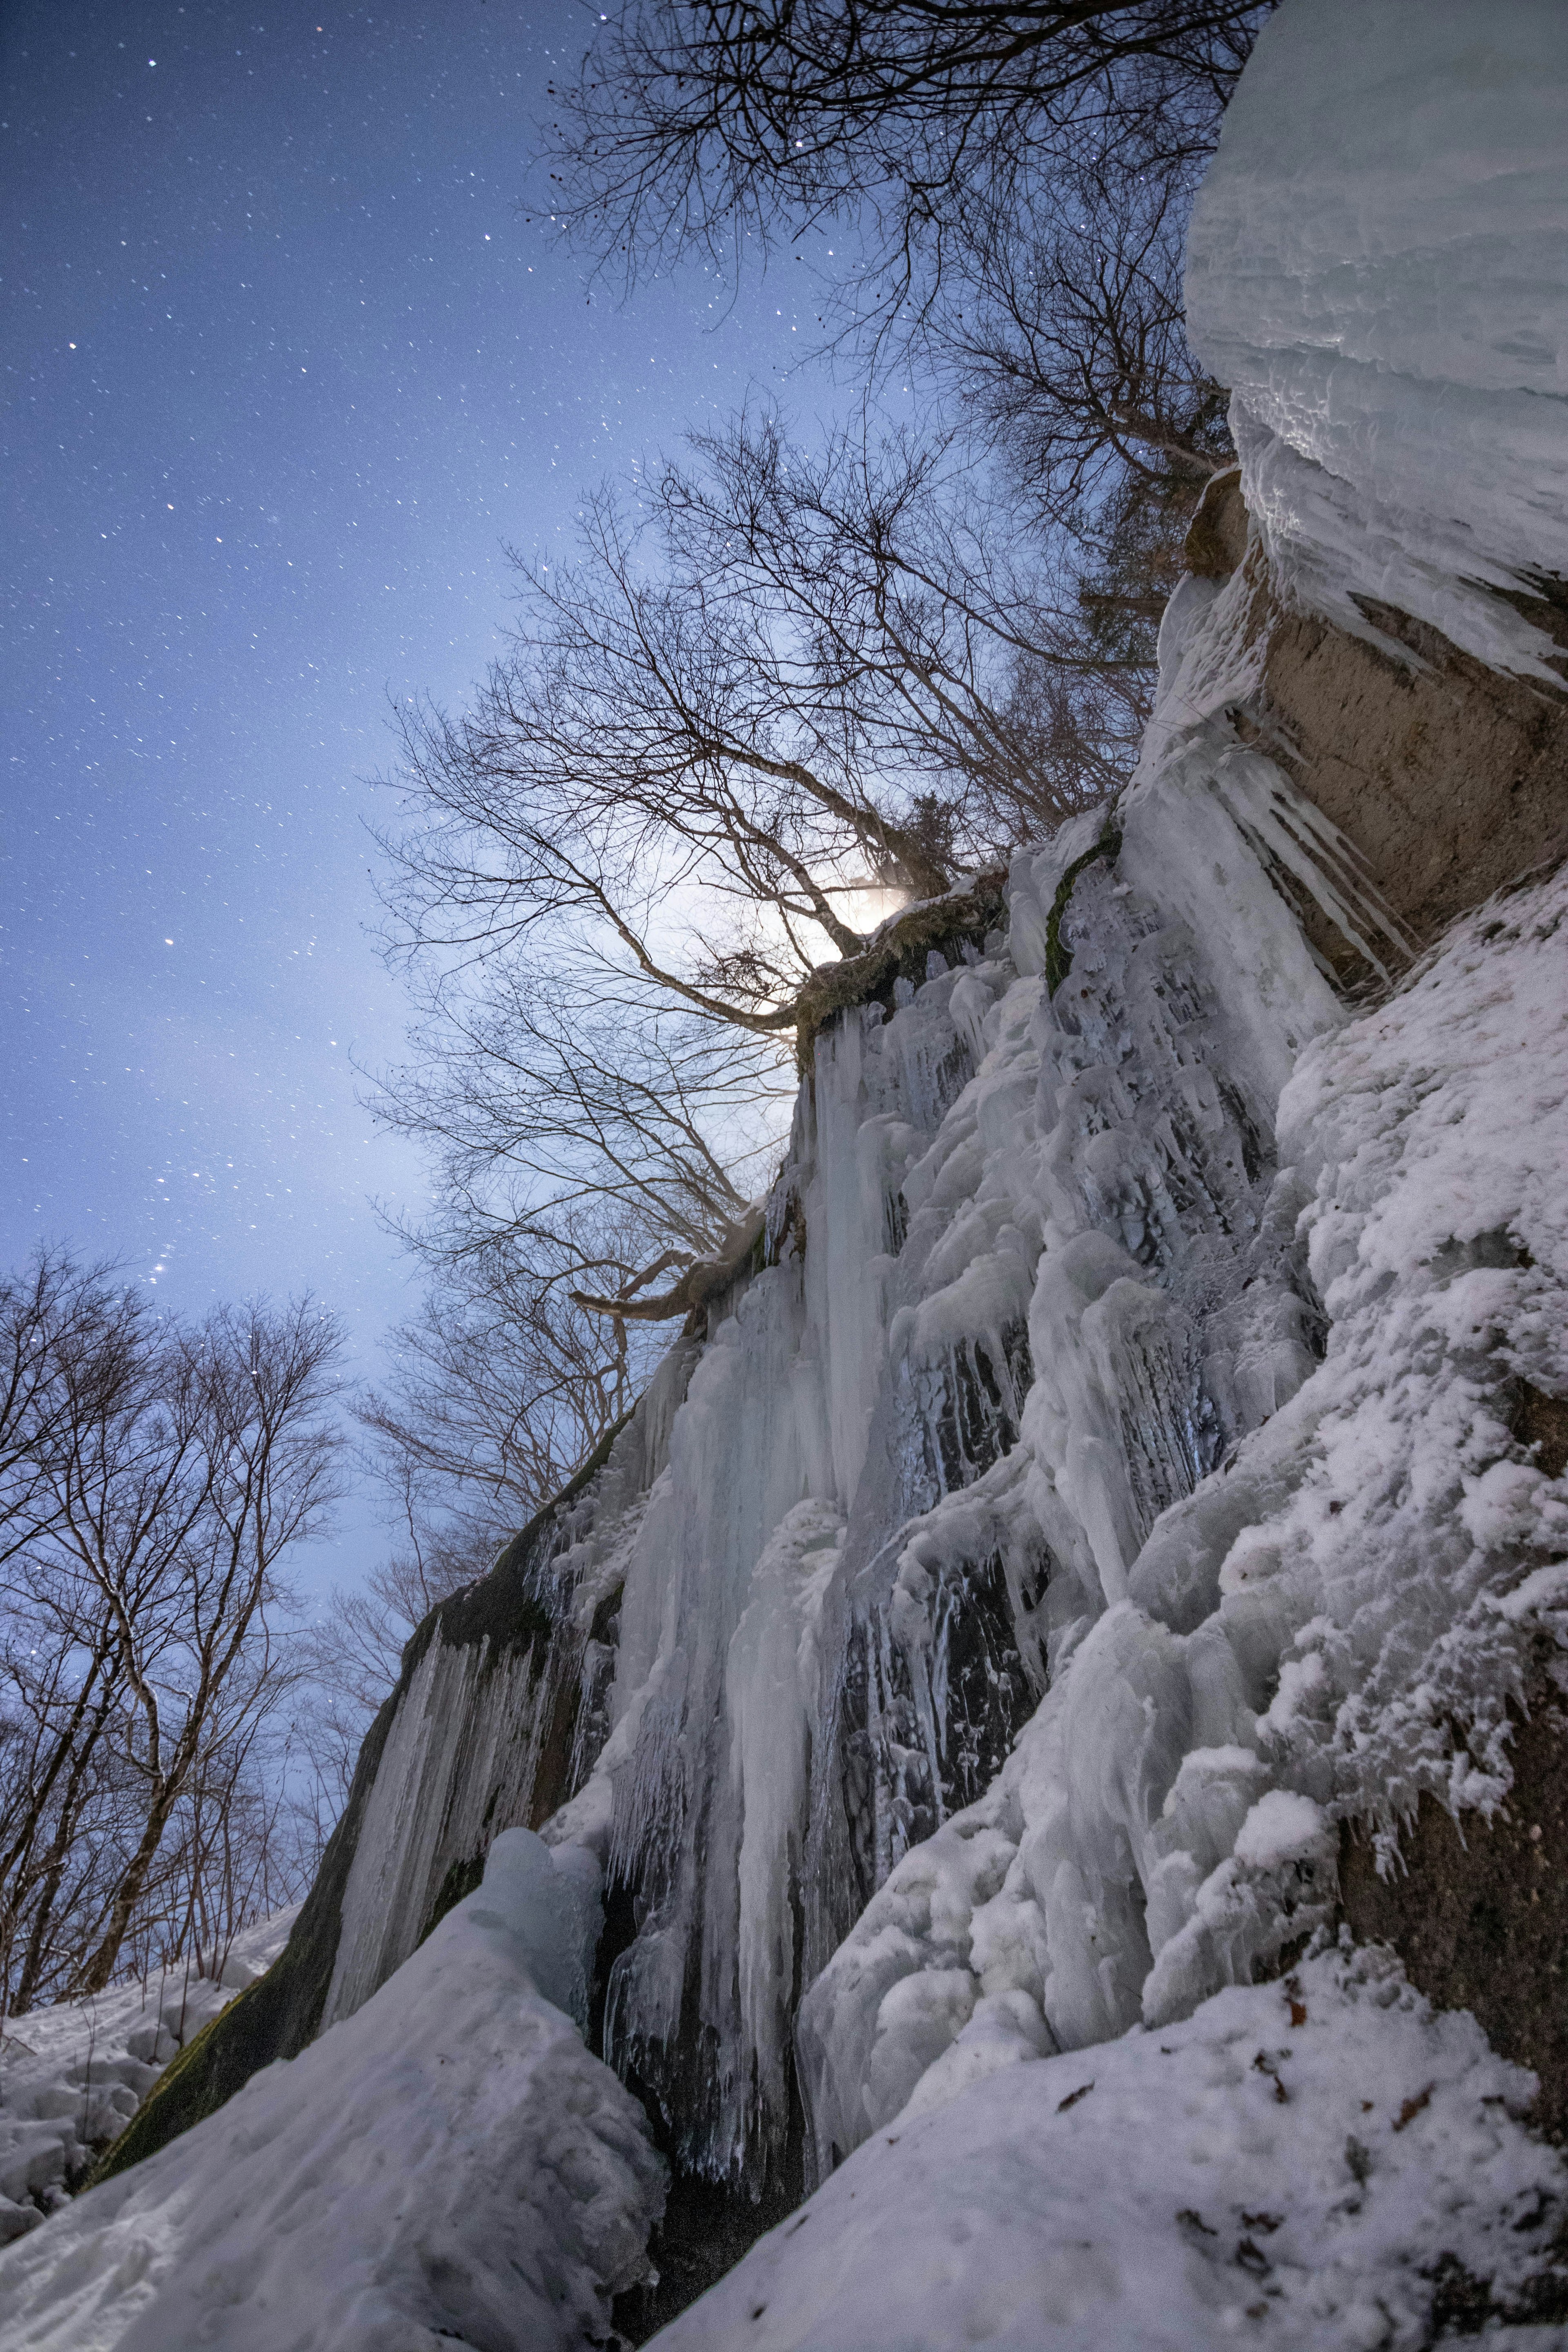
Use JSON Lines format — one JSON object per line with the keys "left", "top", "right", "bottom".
{"left": 0, "top": 1844, "right": 662, "bottom": 2352}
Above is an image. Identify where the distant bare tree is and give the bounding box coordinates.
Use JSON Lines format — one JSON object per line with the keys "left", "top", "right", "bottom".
{"left": 0, "top": 1265, "right": 345, "bottom": 2013}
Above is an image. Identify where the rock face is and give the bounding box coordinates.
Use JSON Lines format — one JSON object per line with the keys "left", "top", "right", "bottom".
{"left": 1341, "top": 1670, "right": 1568, "bottom": 2141}
{"left": 85, "top": 4, "right": 1568, "bottom": 2343}
{"left": 1183, "top": 477, "right": 1568, "bottom": 953}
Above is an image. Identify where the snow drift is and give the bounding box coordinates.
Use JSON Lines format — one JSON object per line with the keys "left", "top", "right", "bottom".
{"left": 0, "top": 1909, "right": 297, "bottom": 2244}
{"left": 653, "top": 1943, "right": 1568, "bottom": 2351}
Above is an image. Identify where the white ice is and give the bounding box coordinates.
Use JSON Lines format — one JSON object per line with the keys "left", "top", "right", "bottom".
{"left": 0, "top": 1832, "right": 663, "bottom": 2352}
{"left": 1186, "top": 0, "right": 1568, "bottom": 681}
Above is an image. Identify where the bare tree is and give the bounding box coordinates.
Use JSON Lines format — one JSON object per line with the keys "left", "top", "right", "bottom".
{"left": 936, "top": 149, "right": 1234, "bottom": 545}
{"left": 69, "top": 1301, "right": 344, "bottom": 1995}
{"left": 662, "top": 413, "right": 1144, "bottom": 838}
{"left": 380, "top": 414, "right": 1122, "bottom": 1065}
{"left": 542, "top": 0, "right": 1267, "bottom": 304}
{"left": 0, "top": 1268, "right": 345, "bottom": 2012}
{"left": 543, "top": 2, "right": 1260, "bottom": 648}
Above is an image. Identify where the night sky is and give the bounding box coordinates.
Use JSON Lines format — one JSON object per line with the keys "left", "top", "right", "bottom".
{"left": 3, "top": 1, "right": 837, "bottom": 1592}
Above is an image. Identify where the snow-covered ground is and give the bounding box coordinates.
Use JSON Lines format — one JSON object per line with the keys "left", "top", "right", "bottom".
{"left": 0, "top": 1906, "right": 297, "bottom": 2244}
{"left": 0, "top": 1832, "right": 664, "bottom": 2352}
{"left": 651, "top": 1941, "right": 1568, "bottom": 2350}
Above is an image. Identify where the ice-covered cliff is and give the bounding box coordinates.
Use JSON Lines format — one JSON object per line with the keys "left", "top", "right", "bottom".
{"left": 5, "top": 4, "right": 1566, "bottom": 2345}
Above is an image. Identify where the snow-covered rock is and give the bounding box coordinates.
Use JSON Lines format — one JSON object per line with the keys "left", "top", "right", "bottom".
{"left": 651, "top": 1943, "right": 1568, "bottom": 2350}
{"left": 0, "top": 1833, "right": 663, "bottom": 2351}
{"left": 0, "top": 1907, "right": 298, "bottom": 2242}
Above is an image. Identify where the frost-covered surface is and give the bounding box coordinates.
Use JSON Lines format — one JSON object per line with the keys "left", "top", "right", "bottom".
{"left": 1186, "top": 0, "right": 1568, "bottom": 681}
{"left": 0, "top": 1906, "right": 297, "bottom": 2244}
{"left": 652, "top": 1943, "right": 1568, "bottom": 2351}
{"left": 797, "top": 840, "right": 1568, "bottom": 2174}
{"left": 321, "top": 1330, "right": 700, "bottom": 2030}
{"left": 0, "top": 1832, "right": 663, "bottom": 2352}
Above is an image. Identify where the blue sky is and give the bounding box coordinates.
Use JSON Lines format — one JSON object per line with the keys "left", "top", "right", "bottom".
{"left": 2, "top": 0, "right": 840, "bottom": 1597}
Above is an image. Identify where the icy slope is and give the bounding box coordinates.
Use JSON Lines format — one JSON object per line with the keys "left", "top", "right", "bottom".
{"left": 0, "top": 1835, "right": 662, "bottom": 2352}
{"left": 1185, "top": 0, "right": 1568, "bottom": 681}
{"left": 651, "top": 1944, "right": 1568, "bottom": 2352}
{"left": 0, "top": 1907, "right": 297, "bottom": 2243}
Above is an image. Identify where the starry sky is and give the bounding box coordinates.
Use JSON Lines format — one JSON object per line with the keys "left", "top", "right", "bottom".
{"left": 2, "top": 0, "right": 837, "bottom": 1595}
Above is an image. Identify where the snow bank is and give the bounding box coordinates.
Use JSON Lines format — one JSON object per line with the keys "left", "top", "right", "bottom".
{"left": 1186, "top": 0, "right": 1568, "bottom": 680}
{"left": 0, "top": 1833, "right": 663, "bottom": 2352}
{"left": 654, "top": 1943, "right": 1568, "bottom": 2350}
{"left": 0, "top": 1907, "right": 297, "bottom": 2244}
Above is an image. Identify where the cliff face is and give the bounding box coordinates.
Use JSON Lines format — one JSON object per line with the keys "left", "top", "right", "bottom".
{"left": 39, "top": 6, "right": 1568, "bottom": 2347}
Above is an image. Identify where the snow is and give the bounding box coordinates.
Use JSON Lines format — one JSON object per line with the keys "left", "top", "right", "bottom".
{"left": 795, "top": 841, "right": 1568, "bottom": 2177}
{"left": 0, "top": 1833, "right": 664, "bottom": 2352}
{"left": 651, "top": 1942, "right": 1568, "bottom": 2351}
{"left": 1186, "top": 0, "right": 1568, "bottom": 682}
{"left": 0, "top": 1907, "right": 297, "bottom": 2244}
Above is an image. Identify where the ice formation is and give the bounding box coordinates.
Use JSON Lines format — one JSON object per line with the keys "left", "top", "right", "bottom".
{"left": 653, "top": 1944, "right": 1568, "bottom": 2351}
{"left": 1185, "top": 0, "right": 1568, "bottom": 683}
{"left": 0, "top": 1835, "right": 664, "bottom": 2351}
{"left": 797, "top": 851, "right": 1568, "bottom": 2169}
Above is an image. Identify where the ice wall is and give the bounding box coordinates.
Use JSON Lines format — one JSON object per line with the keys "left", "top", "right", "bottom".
{"left": 315, "top": 673, "right": 1510, "bottom": 2202}
{"left": 1185, "top": 0, "right": 1568, "bottom": 682}
{"left": 532, "top": 740, "right": 1401, "bottom": 2192}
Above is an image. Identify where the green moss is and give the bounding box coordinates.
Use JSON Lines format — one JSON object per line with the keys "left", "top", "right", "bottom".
{"left": 87, "top": 1976, "right": 258, "bottom": 2187}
